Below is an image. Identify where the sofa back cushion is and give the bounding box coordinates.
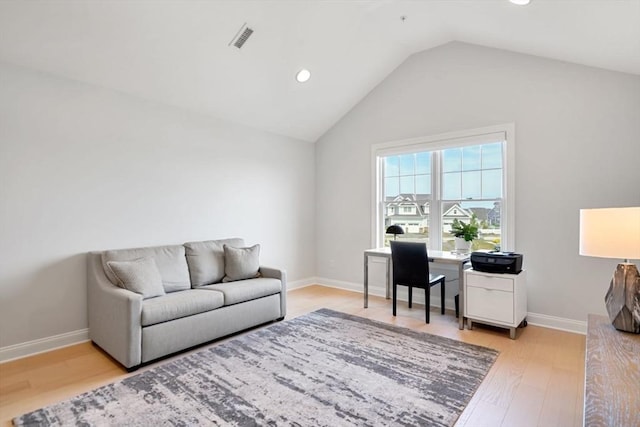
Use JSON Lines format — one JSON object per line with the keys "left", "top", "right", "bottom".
{"left": 184, "top": 238, "right": 244, "bottom": 287}
{"left": 102, "top": 245, "right": 191, "bottom": 293}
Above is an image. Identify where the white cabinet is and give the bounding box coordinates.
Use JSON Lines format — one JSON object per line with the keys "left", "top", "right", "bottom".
{"left": 464, "top": 269, "right": 527, "bottom": 339}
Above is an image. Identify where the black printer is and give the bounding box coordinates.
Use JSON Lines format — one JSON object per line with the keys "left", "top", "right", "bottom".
{"left": 470, "top": 251, "right": 523, "bottom": 274}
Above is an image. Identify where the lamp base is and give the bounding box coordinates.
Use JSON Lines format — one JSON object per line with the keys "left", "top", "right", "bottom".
{"left": 605, "top": 263, "right": 640, "bottom": 334}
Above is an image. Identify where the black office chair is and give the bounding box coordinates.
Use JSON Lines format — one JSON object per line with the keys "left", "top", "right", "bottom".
{"left": 390, "top": 241, "right": 447, "bottom": 324}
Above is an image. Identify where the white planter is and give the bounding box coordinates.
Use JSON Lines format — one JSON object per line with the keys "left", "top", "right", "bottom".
{"left": 454, "top": 237, "right": 471, "bottom": 253}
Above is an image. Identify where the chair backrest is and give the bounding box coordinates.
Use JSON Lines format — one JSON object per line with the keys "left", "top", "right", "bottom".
{"left": 390, "top": 241, "right": 430, "bottom": 288}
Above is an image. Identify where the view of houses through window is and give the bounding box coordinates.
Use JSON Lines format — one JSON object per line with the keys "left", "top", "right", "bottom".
{"left": 381, "top": 141, "right": 504, "bottom": 251}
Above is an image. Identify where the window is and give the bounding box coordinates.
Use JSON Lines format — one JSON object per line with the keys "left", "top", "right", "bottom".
{"left": 372, "top": 125, "right": 514, "bottom": 251}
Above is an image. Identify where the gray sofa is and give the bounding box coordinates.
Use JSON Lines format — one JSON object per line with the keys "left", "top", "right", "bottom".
{"left": 87, "top": 238, "right": 286, "bottom": 370}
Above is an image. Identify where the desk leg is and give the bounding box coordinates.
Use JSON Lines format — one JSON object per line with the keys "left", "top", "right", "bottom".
{"left": 386, "top": 257, "right": 391, "bottom": 299}
{"left": 364, "top": 253, "right": 369, "bottom": 308}
{"left": 458, "top": 262, "right": 465, "bottom": 330}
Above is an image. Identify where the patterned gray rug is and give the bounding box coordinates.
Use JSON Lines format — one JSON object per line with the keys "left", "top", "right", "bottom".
{"left": 14, "top": 308, "right": 498, "bottom": 427}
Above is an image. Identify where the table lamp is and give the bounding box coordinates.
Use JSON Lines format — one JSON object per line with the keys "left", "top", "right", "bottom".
{"left": 386, "top": 225, "right": 405, "bottom": 240}
{"left": 579, "top": 207, "right": 640, "bottom": 333}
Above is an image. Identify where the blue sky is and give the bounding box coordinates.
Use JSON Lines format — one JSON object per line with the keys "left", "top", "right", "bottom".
{"left": 384, "top": 142, "right": 502, "bottom": 209}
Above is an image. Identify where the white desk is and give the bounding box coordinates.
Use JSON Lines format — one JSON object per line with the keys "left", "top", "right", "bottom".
{"left": 363, "top": 247, "right": 471, "bottom": 329}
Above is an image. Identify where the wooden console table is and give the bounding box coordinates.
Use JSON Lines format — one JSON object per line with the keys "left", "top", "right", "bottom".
{"left": 584, "top": 314, "right": 640, "bottom": 427}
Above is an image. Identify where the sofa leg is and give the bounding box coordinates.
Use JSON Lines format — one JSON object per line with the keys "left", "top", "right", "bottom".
{"left": 126, "top": 365, "right": 140, "bottom": 373}
{"left": 276, "top": 316, "right": 285, "bottom": 321}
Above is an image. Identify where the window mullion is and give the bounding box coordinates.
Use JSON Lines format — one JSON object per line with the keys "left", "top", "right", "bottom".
{"left": 431, "top": 151, "right": 442, "bottom": 251}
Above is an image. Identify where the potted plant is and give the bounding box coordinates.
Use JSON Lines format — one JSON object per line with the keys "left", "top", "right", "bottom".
{"left": 450, "top": 215, "right": 479, "bottom": 252}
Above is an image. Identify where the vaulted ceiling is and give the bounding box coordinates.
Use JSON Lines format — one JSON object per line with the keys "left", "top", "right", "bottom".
{"left": 1, "top": 1, "right": 638, "bottom": 142}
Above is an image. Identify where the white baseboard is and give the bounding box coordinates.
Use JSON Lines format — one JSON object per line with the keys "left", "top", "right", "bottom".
{"left": 314, "top": 277, "right": 587, "bottom": 335}
{"left": 2, "top": 278, "right": 319, "bottom": 364}
{"left": 1, "top": 280, "right": 586, "bottom": 363}
{"left": 312, "top": 277, "right": 362, "bottom": 293}
{"left": 318, "top": 277, "right": 460, "bottom": 310}
{"left": 287, "top": 277, "right": 319, "bottom": 290}
{"left": 0, "top": 328, "right": 89, "bottom": 363}
{"left": 525, "top": 312, "right": 586, "bottom": 335}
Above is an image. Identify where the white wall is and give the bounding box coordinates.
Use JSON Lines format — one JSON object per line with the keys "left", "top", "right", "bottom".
{"left": 315, "top": 42, "right": 640, "bottom": 325}
{"left": 0, "top": 61, "right": 316, "bottom": 350}
{"left": 2, "top": 40, "right": 638, "bottom": 353}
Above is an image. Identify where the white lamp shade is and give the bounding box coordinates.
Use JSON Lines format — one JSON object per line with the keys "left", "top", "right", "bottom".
{"left": 579, "top": 207, "right": 640, "bottom": 260}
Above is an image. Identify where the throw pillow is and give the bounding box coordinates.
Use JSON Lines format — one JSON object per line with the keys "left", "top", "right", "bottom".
{"left": 222, "top": 244, "right": 261, "bottom": 282}
{"left": 106, "top": 257, "right": 166, "bottom": 299}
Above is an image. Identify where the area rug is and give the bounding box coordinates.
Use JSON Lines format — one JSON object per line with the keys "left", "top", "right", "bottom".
{"left": 14, "top": 308, "right": 498, "bottom": 426}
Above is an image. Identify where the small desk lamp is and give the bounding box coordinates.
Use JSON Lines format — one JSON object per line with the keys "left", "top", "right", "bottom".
{"left": 386, "top": 225, "right": 405, "bottom": 240}
{"left": 579, "top": 207, "right": 640, "bottom": 333}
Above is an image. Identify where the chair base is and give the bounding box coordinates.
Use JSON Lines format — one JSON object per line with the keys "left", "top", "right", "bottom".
{"left": 393, "top": 291, "right": 460, "bottom": 322}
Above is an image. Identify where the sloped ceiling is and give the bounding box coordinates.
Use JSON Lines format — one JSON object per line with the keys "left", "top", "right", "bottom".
{"left": 0, "top": 1, "right": 638, "bottom": 142}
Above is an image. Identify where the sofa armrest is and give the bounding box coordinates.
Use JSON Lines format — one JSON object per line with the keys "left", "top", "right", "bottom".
{"left": 260, "top": 265, "right": 287, "bottom": 318}
{"left": 87, "top": 252, "right": 143, "bottom": 369}
{"left": 260, "top": 266, "right": 285, "bottom": 281}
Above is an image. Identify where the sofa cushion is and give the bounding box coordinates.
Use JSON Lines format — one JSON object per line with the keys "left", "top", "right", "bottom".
{"left": 102, "top": 245, "right": 191, "bottom": 293}
{"left": 201, "top": 277, "right": 281, "bottom": 306}
{"left": 222, "top": 244, "right": 261, "bottom": 282}
{"left": 141, "top": 289, "right": 225, "bottom": 327}
{"left": 184, "top": 238, "right": 245, "bottom": 287}
{"left": 106, "top": 257, "right": 166, "bottom": 299}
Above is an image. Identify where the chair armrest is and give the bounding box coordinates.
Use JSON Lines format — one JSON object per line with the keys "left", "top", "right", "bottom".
{"left": 260, "top": 265, "right": 287, "bottom": 318}
{"left": 87, "top": 252, "right": 143, "bottom": 368}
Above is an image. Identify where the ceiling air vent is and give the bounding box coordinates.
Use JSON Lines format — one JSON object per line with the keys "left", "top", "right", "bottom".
{"left": 229, "top": 23, "right": 254, "bottom": 49}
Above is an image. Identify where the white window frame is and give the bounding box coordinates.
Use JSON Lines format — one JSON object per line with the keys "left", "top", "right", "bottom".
{"left": 371, "top": 123, "right": 516, "bottom": 251}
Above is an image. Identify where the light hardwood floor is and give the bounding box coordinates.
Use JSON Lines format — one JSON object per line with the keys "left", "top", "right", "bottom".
{"left": 0, "top": 285, "right": 585, "bottom": 426}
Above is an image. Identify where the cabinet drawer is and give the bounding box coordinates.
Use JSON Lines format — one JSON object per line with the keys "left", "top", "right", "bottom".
{"left": 466, "top": 273, "right": 514, "bottom": 292}
{"left": 466, "top": 286, "right": 514, "bottom": 324}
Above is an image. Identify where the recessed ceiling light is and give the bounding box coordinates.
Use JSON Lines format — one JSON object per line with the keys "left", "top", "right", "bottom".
{"left": 509, "top": 0, "right": 530, "bottom": 5}
{"left": 296, "top": 69, "right": 311, "bottom": 83}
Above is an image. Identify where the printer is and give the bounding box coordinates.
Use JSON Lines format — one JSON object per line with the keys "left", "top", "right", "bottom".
{"left": 470, "top": 251, "right": 523, "bottom": 274}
